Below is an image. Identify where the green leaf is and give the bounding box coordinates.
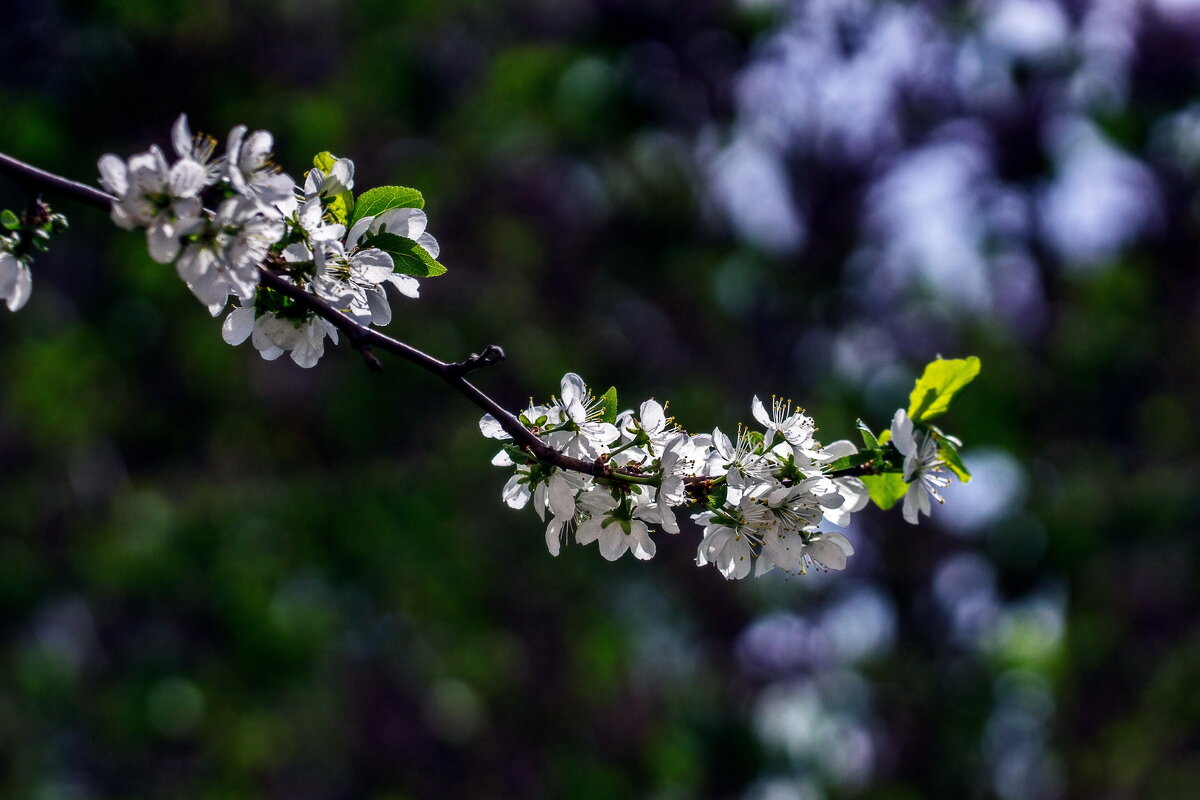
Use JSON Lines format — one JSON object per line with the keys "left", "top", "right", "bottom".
{"left": 350, "top": 186, "right": 425, "bottom": 226}
{"left": 824, "top": 451, "right": 877, "bottom": 472}
{"left": 877, "top": 428, "right": 892, "bottom": 446}
{"left": 861, "top": 473, "right": 909, "bottom": 510}
{"left": 856, "top": 419, "right": 880, "bottom": 451}
{"left": 328, "top": 195, "right": 353, "bottom": 226}
{"left": 363, "top": 232, "right": 447, "bottom": 277}
{"left": 312, "top": 151, "right": 336, "bottom": 173}
{"left": 938, "top": 439, "right": 971, "bottom": 483}
{"left": 599, "top": 387, "right": 618, "bottom": 425}
{"left": 501, "top": 443, "right": 533, "bottom": 465}
{"left": 907, "top": 356, "right": 981, "bottom": 422}
{"left": 0, "top": 210, "right": 19, "bottom": 230}
{"left": 310, "top": 152, "right": 354, "bottom": 226}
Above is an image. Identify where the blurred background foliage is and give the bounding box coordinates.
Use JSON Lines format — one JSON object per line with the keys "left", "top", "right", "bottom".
{"left": 2, "top": 0, "right": 1200, "bottom": 797}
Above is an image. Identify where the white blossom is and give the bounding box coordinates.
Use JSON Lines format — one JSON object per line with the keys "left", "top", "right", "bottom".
{"left": 304, "top": 154, "right": 354, "bottom": 201}
{"left": 223, "top": 302, "right": 339, "bottom": 368}
{"left": 260, "top": 315, "right": 339, "bottom": 368}
{"left": 225, "top": 124, "right": 296, "bottom": 215}
{"left": 803, "top": 531, "right": 855, "bottom": 571}
{"left": 615, "top": 398, "right": 680, "bottom": 460}
{"left": 752, "top": 395, "right": 818, "bottom": 452}
{"left": 287, "top": 197, "right": 346, "bottom": 271}
{"left": 655, "top": 432, "right": 697, "bottom": 509}
{"left": 575, "top": 490, "right": 657, "bottom": 562}
{"left": 343, "top": 206, "right": 441, "bottom": 307}
{"left": 171, "top": 114, "right": 223, "bottom": 186}
{"left": 891, "top": 408, "right": 951, "bottom": 524}
{"left": 175, "top": 198, "right": 284, "bottom": 311}
{"left": 545, "top": 373, "right": 619, "bottom": 459}
{"left": 694, "top": 502, "right": 765, "bottom": 580}
{"left": 98, "top": 145, "right": 204, "bottom": 263}
{"left": 311, "top": 245, "right": 397, "bottom": 324}
{"left": 708, "top": 425, "right": 773, "bottom": 493}
{"left": 479, "top": 413, "right": 512, "bottom": 441}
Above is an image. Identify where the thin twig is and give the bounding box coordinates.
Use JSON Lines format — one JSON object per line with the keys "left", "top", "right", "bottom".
{"left": 0, "top": 151, "right": 647, "bottom": 482}
{"left": 0, "top": 153, "right": 113, "bottom": 211}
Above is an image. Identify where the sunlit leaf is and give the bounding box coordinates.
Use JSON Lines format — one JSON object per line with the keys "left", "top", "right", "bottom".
{"left": 938, "top": 439, "right": 971, "bottom": 482}
{"left": 312, "top": 151, "right": 336, "bottom": 174}
{"left": 907, "top": 356, "right": 981, "bottom": 422}
{"left": 351, "top": 186, "right": 424, "bottom": 226}
{"left": 861, "top": 473, "right": 908, "bottom": 510}
{"left": 599, "top": 387, "right": 618, "bottom": 424}
{"left": 362, "top": 232, "right": 447, "bottom": 277}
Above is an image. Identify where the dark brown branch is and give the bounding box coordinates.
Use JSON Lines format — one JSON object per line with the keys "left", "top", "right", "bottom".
{"left": 0, "top": 153, "right": 113, "bottom": 211}
{"left": 0, "top": 150, "right": 656, "bottom": 485}
{"left": 448, "top": 344, "right": 505, "bottom": 377}
{"left": 0, "top": 150, "right": 899, "bottom": 492}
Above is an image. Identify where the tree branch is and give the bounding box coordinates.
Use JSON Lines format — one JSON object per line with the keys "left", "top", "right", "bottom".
{"left": 0, "top": 153, "right": 113, "bottom": 211}
{"left": 0, "top": 150, "right": 667, "bottom": 486}
{"left": 0, "top": 151, "right": 889, "bottom": 494}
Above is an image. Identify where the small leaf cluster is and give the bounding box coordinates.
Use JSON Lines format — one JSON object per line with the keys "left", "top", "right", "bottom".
{"left": 0, "top": 201, "right": 68, "bottom": 262}
{"left": 844, "top": 357, "right": 979, "bottom": 510}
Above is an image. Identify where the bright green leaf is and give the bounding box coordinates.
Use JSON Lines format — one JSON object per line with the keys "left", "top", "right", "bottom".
{"left": 938, "top": 439, "right": 971, "bottom": 483}
{"left": 907, "top": 356, "right": 981, "bottom": 422}
{"left": 327, "top": 194, "right": 353, "bottom": 227}
{"left": 363, "top": 232, "right": 447, "bottom": 277}
{"left": 878, "top": 429, "right": 892, "bottom": 446}
{"left": 599, "top": 387, "right": 618, "bottom": 425}
{"left": 312, "top": 151, "right": 336, "bottom": 173}
{"left": 0, "top": 209, "right": 19, "bottom": 230}
{"left": 861, "top": 473, "right": 909, "bottom": 510}
{"left": 351, "top": 186, "right": 424, "bottom": 226}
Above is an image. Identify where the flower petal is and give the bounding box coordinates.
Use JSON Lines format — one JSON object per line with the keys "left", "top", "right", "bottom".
{"left": 639, "top": 399, "right": 665, "bottom": 433}
{"left": 751, "top": 396, "right": 771, "bottom": 429}
{"left": 502, "top": 474, "right": 530, "bottom": 509}
{"left": 807, "top": 536, "right": 848, "bottom": 570}
{"left": 820, "top": 439, "right": 858, "bottom": 460}
{"left": 478, "top": 414, "right": 511, "bottom": 440}
{"left": 891, "top": 408, "right": 916, "bottom": 457}
{"left": 5, "top": 261, "right": 31, "bottom": 311}
{"left": 559, "top": 373, "right": 587, "bottom": 407}
{"left": 97, "top": 154, "right": 129, "bottom": 197}
{"left": 222, "top": 306, "right": 256, "bottom": 345}
{"left": 147, "top": 222, "right": 181, "bottom": 264}
{"left": 598, "top": 527, "right": 628, "bottom": 561}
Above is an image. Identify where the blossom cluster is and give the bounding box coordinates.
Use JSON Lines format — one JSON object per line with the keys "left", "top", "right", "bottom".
{"left": 481, "top": 372, "right": 968, "bottom": 579}
{"left": 93, "top": 116, "right": 441, "bottom": 366}
{"left": 480, "top": 375, "right": 867, "bottom": 578}
{"left": 0, "top": 116, "right": 975, "bottom": 582}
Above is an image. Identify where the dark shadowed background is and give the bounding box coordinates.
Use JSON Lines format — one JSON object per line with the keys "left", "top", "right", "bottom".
{"left": 2, "top": 0, "right": 1199, "bottom": 797}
